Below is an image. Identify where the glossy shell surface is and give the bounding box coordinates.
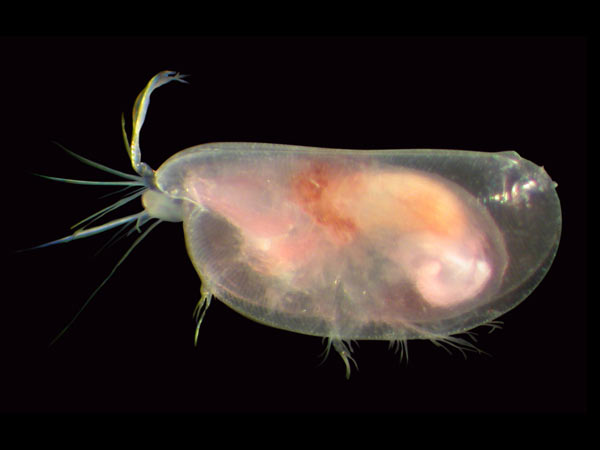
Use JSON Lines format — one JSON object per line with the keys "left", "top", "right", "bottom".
{"left": 154, "top": 143, "right": 561, "bottom": 340}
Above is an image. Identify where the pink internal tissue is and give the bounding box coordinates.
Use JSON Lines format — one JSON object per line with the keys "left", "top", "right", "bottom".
{"left": 185, "top": 158, "right": 496, "bottom": 316}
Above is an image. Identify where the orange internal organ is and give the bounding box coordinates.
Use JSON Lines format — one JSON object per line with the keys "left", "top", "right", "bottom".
{"left": 356, "top": 170, "right": 468, "bottom": 238}
{"left": 290, "top": 163, "right": 358, "bottom": 245}
{"left": 291, "top": 163, "right": 469, "bottom": 243}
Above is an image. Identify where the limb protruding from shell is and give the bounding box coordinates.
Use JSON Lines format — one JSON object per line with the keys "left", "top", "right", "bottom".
{"left": 193, "top": 290, "right": 213, "bottom": 346}
{"left": 323, "top": 338, "right": 358, "bottom": 379}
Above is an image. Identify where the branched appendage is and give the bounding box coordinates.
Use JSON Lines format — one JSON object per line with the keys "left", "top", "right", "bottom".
{"left": 429, "top": 333, "right": 489, "bottom": 359}
{"left": 317, "top": 337, "right": 333, "bottom": 365}
{"left": 388, "top": 339, "right": 409, "bottom": 364}
{"left": 128, "top": 70, "right": 188, "bottom": 177}
{"left": 193, "top": 290, "right": 213, "bottom": 346}
{"left": 482, "top": 320, "right": 503, "bottom": 334}
{"left": 387, "top": 317, "right": 494, "bottom": 365}
{"left": 323, "top": 338, "right": 359, "bottom": 379}
{"left": 427, "top": 320, "right": 505, "bottom": 360}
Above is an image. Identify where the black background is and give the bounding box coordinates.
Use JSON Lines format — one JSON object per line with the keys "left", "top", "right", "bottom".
{"left": 3, "top": 37, "right": 586, "bottom": 413}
